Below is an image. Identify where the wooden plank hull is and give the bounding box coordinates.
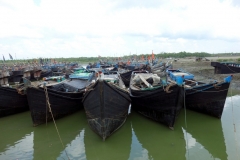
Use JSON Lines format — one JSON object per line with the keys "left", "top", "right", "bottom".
{"left": 185, "top": 82, "right": 230, "bottom": 118}
{"left": 26, "top": 87, "right": 83, "bottom": 126}
{"left": 8, "top": 71, "right": 24, "bottom": 83}
{"left": 130, "top": 84, "right": 184, "bottom": 129}
{"left": 83, "top": 80, "right": 131, "bottom": 140}
{"left": 0, "top": 87, "right": 29, "bottom": 117}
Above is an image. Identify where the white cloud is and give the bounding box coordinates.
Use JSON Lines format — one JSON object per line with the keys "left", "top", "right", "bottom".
{"left": 0, "top": 0, "right": 240, "bottom": 59}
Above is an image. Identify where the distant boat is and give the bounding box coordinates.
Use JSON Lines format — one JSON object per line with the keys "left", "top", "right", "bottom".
{"left": 120, "top": 69, "right": 147, "bottom": 87}
{"left": 211, "top": 62, "right": 240, "bottom": 74}
{"left": 83, "top": 72, "right": 131, "bottom": 140}
{"left": 26, "top": 79, "right": 91, "bottom": 126}
{"left": 151, "top": 62, "right": 172, "bottom": 77}
{"left": 167, "top": 69, "right": 232, "bottom": 118}
{"left": 69, "top": 67, "right": 94, "bottom": 80}
{"left": 8, "top": 70, "right": 24, "bottom": 83}
{"left": 129, "top": 72, "right": 184, "bottom": 129}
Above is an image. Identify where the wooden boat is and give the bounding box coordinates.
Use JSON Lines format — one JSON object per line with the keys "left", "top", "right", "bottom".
{"left": 83, "top": 72, "right": 131, "bottom": 140}
{"left": 211, "top": 61, "right": 240, "bottom": 74}
{"left": 30, "top": 66, "right": 42, "bottom": 81}
{"left": 167, "top": 69, "right": 232, "bottom": 118}
{"left": 26, "top": 79, "right": 91, "bottom": 126}
{"left": 184, "top": 76, "right": 232, "bottom": 118}
{"left": 120, "top": 69, "right": 147, "bottom": 87}
{"left": 151, "top": 62, "right": 173, "bottom": 76}
{"left": 0, "top": 86, "right": 29, "bottom": 118}
{"left": 40, "top": 67, "right": 53, "bottom": 78}
{"left": 129, "top": 72, "right": 184, "bottom": 129}
{"left": 8, "top": 70, "right": 24, "bottom": 83}
{"left": 69, "top": 70, "right": 93, "bottom": 80}
{"left": 151, "top": 63, "right": 166, "bottom": 77}
{"left": 22, "top": 67, "right": 32, "bottom": 80}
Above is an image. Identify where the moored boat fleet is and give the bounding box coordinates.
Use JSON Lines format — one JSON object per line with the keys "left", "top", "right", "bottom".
{"left": 0, "top": 60, "right": 233, "bottom": 141}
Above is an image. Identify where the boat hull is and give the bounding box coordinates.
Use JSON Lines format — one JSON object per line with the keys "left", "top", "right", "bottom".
{"left": 26, "top": 87, "right": 83, "bottom": 126}
{"left": 211, "top": 62, "right": 240, "bottom": 74}
{"left": 185, "top": 82, "right": 230, "bottom": 118}
{"left": 130, "top": 84, "right": 184, "bottom": 129}
{"left": 0, "top": 87, "right": 28, "bottom": 117}
{"left": 83, "top": 80, "right": 131, "bottom": 140}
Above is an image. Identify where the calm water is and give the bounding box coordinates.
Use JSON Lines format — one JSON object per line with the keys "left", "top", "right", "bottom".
{"left": 0, "top": 95, "right": 240, "bottom": 160}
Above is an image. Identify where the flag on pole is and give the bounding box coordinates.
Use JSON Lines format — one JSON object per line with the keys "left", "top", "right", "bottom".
{"left": 9, "top": 53, "right": 13, "bottom": 60}
{"left": 2, "top": 55, "right": 5, "bottom": 61}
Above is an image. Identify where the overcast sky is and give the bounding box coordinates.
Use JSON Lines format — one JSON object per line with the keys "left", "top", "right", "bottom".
{"left": 1, "top": 0, "right": 240, "bottom": 59}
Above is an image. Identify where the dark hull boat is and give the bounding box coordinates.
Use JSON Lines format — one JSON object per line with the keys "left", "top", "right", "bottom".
{"left": 26, "top": 79, "right": 90, "bottom": 126}
{"left": 8, "top": 70, "right": 24, "bottom": 83}
{"left": 40, "top": 70, "right": 53, "bottom": 78}
{"left": 184, "top": 76, "right": 232, "bottom": 118}
{"left": 150, "top": 62, "right": 170, "bottom": 77}
{"left": 0, "top": 87, "right": 29, "bottom": 117}
{"left": 167, "top": 69, "right": 232, "bottom": 118}
{"left": 129, "top": 72, "right": 184, "bottom": 129}
{"left": 83, "top": 75, "right": 131, "bottom": 141}
{"left": 120, "top": 69, "right": 147, "bottom": 87}
{"left": 211, "top": 62, "right": 240, "bottom": 74}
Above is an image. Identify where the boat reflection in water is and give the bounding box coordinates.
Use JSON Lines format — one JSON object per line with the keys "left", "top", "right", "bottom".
{"left": 0, "top": 111, "right": 34, "bottom": 160}
{"left": 84, "top": 111, "right": 132, "bottom": 160}
{"left": 57, "top": 130, "right": 86, "bottom": 160}
{"left": 131, "top": 111, "right": 186, "bottom": 160}
{"left": 221, "top": 95, "right": 240, "bottom": 160}
{"left": 182, "top": 109, "right": 227, "bottom": 160}
{"left": 33, "top": 111, "right": 87, "bottom": 160}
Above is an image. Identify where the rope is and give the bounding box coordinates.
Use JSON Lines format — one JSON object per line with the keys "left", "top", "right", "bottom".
{"left": 43, "top": 86, "right": 70, "bottom": 160}
{"left": 163, "top": 83, "right": 175, "bottom": 93}
{"left": 230, "top": 84, "right": 239, "bottom": 159}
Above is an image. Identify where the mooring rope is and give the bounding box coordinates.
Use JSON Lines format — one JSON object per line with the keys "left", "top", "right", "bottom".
{"left": 43, "top": 85, "right": 70, "bottom": 160}
{"left": 183, "top": 87, "right": 190, "bottom": 160}
{"left": 230, "top": 84, "right": 239, "bottom": 159}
